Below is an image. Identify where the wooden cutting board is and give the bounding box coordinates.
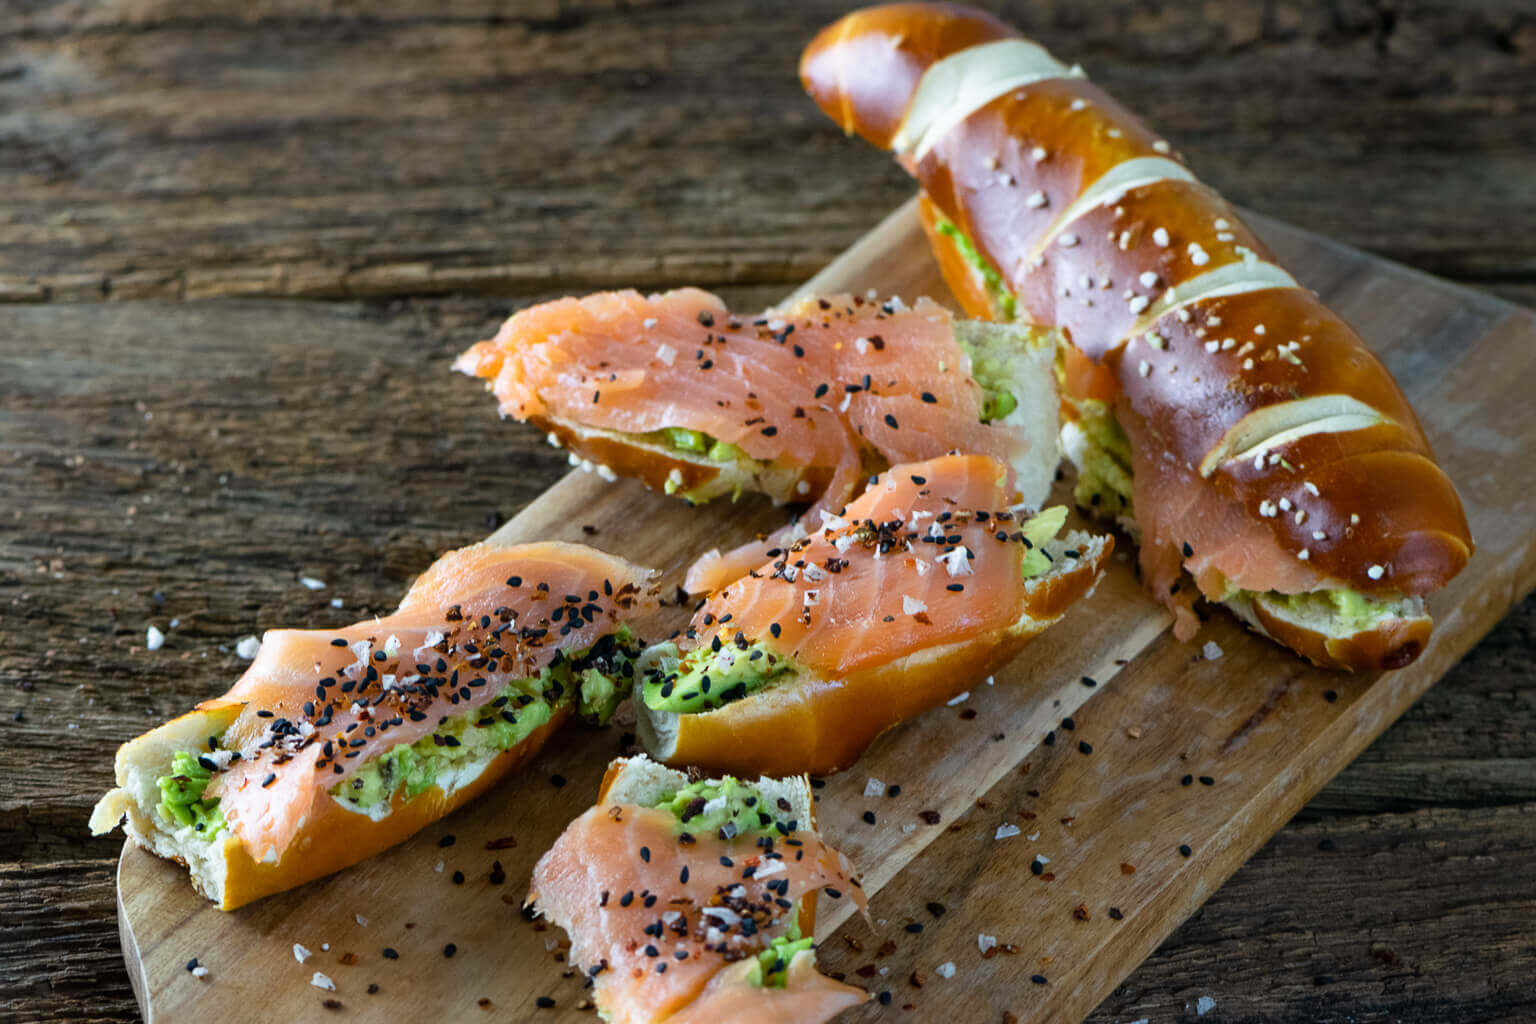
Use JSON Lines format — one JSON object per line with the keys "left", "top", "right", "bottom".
{"left": 116, "top": 197, "right": 1536, "bottom": 1023}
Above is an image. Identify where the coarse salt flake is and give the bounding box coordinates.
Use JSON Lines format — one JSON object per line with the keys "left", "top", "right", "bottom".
{"left": 1367, "top": 564, "right": 1385, "bottom": 580}
{"left": 235, "top": 635, "right": 261, "bottom": 660}
{"left": 146, "top": 626, "right": 165, "bottom": 651}
{"left": 1026, "top": 190, "right": 1048, "bottom": 209}
{"left": 311, "top": 972, "right": 335, "bottom": 991}
{"left": 902, "top": 595, "right": 927, "bottom": 615}
{"left": 655, "top": 344, "right": 676, "bottom": 366}
{"left": 864, "top": 778, "right": 885, "bottom": 798}
{"left": 293, "top": 943, "right": 312, "bottom": 963}
{"left": 935, "top": 962, "right": 956, "bottom": 979}
{"left": 300, "top": 576, "right": 326, "bottom": 591}
{"left": 1153, "top": 227, "right": 1171, "bottom": 247}
{"left": 978, "top": 934, "right": 998, "bottom": 954}
{"left": 995, "top": 823, "right": 1021, "bottom": 840}
{"left": 946, "top": 691, "right": 970, "bottom": 707}
{"left": 1202, "top": 641, "right": 1223, "bottom": 661}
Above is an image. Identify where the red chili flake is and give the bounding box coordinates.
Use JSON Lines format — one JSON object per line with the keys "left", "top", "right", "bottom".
{"left": 1120, "top": 862, "right": 1136, "bottom": 875}
{"left": 1072, "top": 904, "right": 1090, "bottom": 922}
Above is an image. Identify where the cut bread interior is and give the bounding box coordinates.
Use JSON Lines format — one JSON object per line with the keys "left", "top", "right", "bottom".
{"left": 954, "top": 320, "right": 1060, "bottom": 509}
{"left": 599, "top": 754, "right": 815, "bottom": 829}
{"left": 89, "top": 706, "right": 244, "bottom": 905}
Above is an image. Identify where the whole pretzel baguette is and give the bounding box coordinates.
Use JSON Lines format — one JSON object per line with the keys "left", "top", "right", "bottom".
{"left": 800, "top": 3, "right": 1473, "bottom": 670}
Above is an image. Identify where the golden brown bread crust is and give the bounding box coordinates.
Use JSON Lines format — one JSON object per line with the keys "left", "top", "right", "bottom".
{"left": 1244, "top": 599, "right": 1433, "bottom": 672}
{"left": 801, "top": 3, "right": 1012, "bottom": 151}
{"left": 219, "top": 708, "right": 568, "bottom": 910}
{"left": 801, "top": 4, "right": 1473, "bottom": 667}
{"left": 648, "top": 535, "right": 1110, "bottom": 776}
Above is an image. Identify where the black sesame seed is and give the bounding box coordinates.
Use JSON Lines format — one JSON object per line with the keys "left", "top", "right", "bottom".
{"left": 443, "top": 943, "right": 457, "bottom": 958}
{"left": 1031, "top": 974, "right": 1048, "bottom": 985}
{"left": 1179, "top": 844, "right": 1193, "bottom": 857}
{"left": 862, "top": 811, "right": 876, "bottom": 825}
{"left": 439, "top": 835, "right": 456, "bottom": 848}
{"left": 1109, "top": 907, "right": 1124, "bottom": 920}
{"left": 1030, "top": 859, "right": 1044, "bottom": 876}
{"left": 451, "top": 870, "right": 465, "bottom": 885}
{"left": 1078, "top": 741, "right": 1092, "bottom": 754}
{"left": 1199, "top": 775, "right": 1215, "bottom": 786}
{"left": 926, "top": 902, "right": 946, "bottom": 918}
{"left": 1044, "top": 730, "right": 1056, "bottom": 746}
{"left": 879, "top": 991, "right": 893, "bottom": 1006}
{"left": 536, "top": 996, "right": 555, "bottom": 1009}
{"left": 382, "top": 948, "right": 399, "bottom": 960}
{"left": 1324, "top": 690, "right": 1338, "bottom": 703}
{"left": 640, "top": 846, "right": 650, "bottom": 863}
{"left": 1081, "top": 675, "right": 1098, "bottom": 688}
{"left": 1181, "top": 774, "right": 1193, "bottom": 786}
{"left": 550, "top": 774, "right": 566, "bottom": 788}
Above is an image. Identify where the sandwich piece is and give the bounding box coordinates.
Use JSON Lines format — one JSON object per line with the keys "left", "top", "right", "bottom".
{"left": 528, "top": 755, "right": 868, "bottom": 1024}
{"left": 454, "top": 286, "right": 1059, "bottom": 593}
{"left": 800, "top": 3, "right": 1473, "bottom": 669}
{"left": 635, "top": 453, "right": 1111, "bottom": 776}
{"left": 91, "top": 541, "right": 657, "bottom": 910}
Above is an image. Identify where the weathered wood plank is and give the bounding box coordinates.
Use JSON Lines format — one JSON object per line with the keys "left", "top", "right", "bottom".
{"left": 0, "top": 0, "right": 1531, "bottom": 303}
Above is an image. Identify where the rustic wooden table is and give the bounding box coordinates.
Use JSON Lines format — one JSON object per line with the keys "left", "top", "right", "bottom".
{"left": 2, "top": 2, "right": 1532, "bottom": 1022}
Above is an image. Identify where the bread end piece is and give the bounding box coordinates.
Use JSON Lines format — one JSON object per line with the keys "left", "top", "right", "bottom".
{"left": 1225, "top": 592, "right": 1433, "bottom": 672}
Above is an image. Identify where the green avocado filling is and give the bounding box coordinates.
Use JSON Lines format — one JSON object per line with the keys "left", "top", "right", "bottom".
{"left": 629, "top": 427, "right": 762, "bottom": 503}
{"left": 1257, "top": 587, "right": 1406, "bottom": 632}
{"left": 651, "top": 778, "right": 812, "bottom": 984}
{"left": 157, "top": 750, "right": 227, "bottom": 837}
{"left": 1067, "top": 396, "right": 1135, "bottom": 519}
{"left": 1020, "top": 506, "right": 1070, "bottom": 579}
{"left": 955, "top": 332, "right": 1020, "bottom": 424}
{"left": 334, "top": 628, "right": 640, "bottom": 813}
{"left": 935, "top": 214, "right": 1017, "bottom": 320}
{"left": 747, "top": 927, "right": 814, "bottom": 988}
{"left": 655, "top": 775, "right": 795, "bottom": 838}
{"left": 641, "top": 637, "right": 797, "bottom": 715}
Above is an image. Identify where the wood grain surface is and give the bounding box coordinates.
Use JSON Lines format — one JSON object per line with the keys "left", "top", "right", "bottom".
{"left": 2, "top": 2, "right": 1534, "bottom": 1023}
{"left": 104, "top": 200, "right": 1536, "bottom": 1024}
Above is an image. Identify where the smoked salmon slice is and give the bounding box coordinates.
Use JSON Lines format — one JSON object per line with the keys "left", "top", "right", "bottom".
{"left": 529, "top": 756, "right": 868, "bottom": 1024}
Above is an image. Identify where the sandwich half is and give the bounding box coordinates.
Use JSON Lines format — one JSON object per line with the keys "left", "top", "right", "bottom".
{"left": 635, "top": 453, "right": 1111, "bottom": 776}
{"left": 91, "top": 541, "right": 656, "bottom": 910}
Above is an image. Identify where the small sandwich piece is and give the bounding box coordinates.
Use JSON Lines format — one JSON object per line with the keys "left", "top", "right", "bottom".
{"left": 634, "top": 453, "right": 1112, "bottom": 776}
{"left": 800, "top": 3, "right": 1474, "bottom": 669}
{"left": 91, "top": 541, "right": 657, "bottom": 910}
{"left": 454, "top": 287, "right": 1059, "bottom": 592}
{"left": 528, "top": 755, "right": 868, "bottom": 1024}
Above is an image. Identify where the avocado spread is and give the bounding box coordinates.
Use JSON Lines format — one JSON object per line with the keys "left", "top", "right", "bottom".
{"left": 335, "top": 629, "right": 640, "bottom": 813}
{"left": 640, "top": 637, "right": 797, "bottom": 715}
{"left": 655, "top": 776, "right": 792, "bottom": 838}
{"left": 1019, "top": 506, "right": 1070, "bottom": 579}
{"left": 630, "top": 427, "right": 763, "bottom": 503}
{"left": 954, "top": 335, "right": 1021, "bottom": 424}
{"left": 1257, "top": 587, "right": 1405, "bottom": 632}
{"left": 157, "top": 750, "right": 226, "bottom": 836}
{"left": 748, "top": 928, "right": 814, "bottom": 988}
{"left": 934, "top": 215, "right": 1017, "bottom": 320}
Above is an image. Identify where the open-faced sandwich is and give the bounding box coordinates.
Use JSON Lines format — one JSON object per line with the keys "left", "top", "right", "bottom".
{"left": 528, "top": 754, "right": 868, "bottom": 1024}
{"left": 801, "top": 3, "right": 1474, "bottom": 669}
{"left": 455, "top": 287, "right": 1060, "bottom": 593}
{"left": 91, "top": 541, "right": 656, "bottom": 910}
{"left": 635, "top": 453, "right": 1111, "bottom": 776}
